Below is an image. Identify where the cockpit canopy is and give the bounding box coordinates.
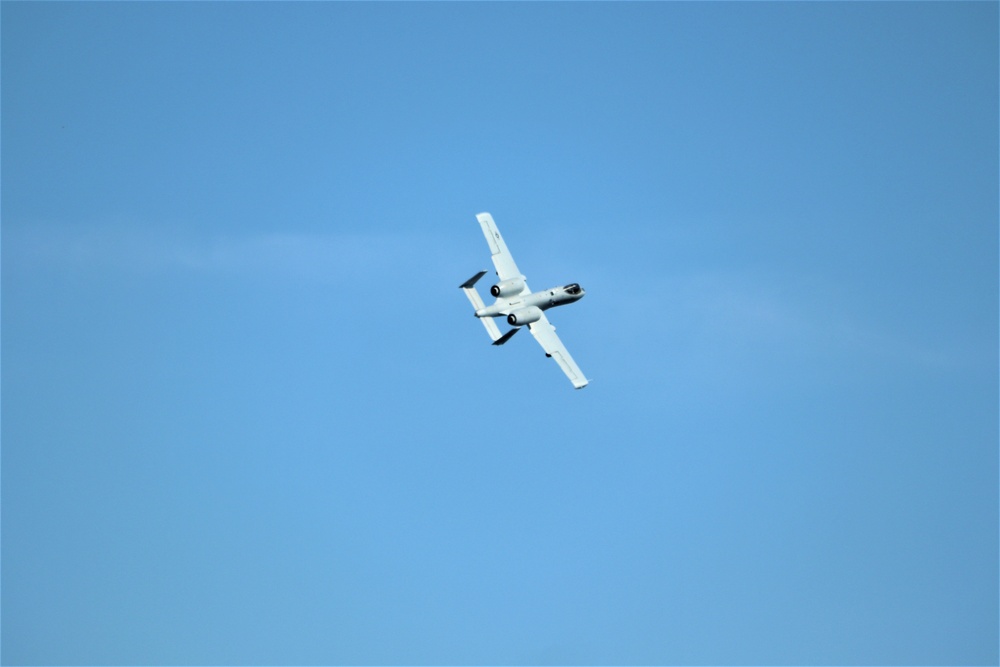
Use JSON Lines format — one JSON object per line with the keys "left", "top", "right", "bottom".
{"left": 564, "top": 283, "right": 583, "bottom": 295}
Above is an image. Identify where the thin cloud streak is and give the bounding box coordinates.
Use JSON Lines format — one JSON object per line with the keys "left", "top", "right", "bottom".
{"left": 4, "top": 225, "right": 433, "bottom": 284}
{"left": 599, "top": 271, "right": 984, "bottom": 377}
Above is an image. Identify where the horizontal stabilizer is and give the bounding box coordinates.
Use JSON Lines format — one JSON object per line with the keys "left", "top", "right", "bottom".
{"left": 461, "top": 271, "right": 503, "bottom": 342}
{"left": 492, "top": 328, "right": 519, "bottom": 346}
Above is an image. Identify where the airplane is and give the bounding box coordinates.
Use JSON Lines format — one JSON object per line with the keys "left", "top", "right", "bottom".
{"left": 460, "top": 212, "right": 589, "bottom": 389}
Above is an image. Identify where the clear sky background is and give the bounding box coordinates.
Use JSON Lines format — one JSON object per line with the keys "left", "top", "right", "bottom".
{"left": 2, "top": 3, "right": 997, "bottom": 665}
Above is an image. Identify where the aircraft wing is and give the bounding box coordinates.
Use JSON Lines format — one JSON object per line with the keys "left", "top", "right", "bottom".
{"left": 476, "top": 212, "right": 523, "bottom": 282}
{"left": 528, "top": 313, "right": 589, "bottom": 389}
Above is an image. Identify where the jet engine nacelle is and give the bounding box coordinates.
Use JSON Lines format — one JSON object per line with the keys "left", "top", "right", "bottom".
{"left": 491, "top": 277, "right": 526, "bottom": 298}
{"left": 507, "top": 306, "right": 543, "bottom": 327}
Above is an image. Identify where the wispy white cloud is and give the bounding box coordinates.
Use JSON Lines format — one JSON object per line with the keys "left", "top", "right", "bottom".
{"left": 4, "top": 224, "right": 434, "bottom": 285}
{"left": 595, "top": 270, "right": 981, "bottom": 377}
{"left": 169, "top": 231, "right": 421, "bottom": 282}
{"left": 7, "top": 225, "right": 986, "bottom": 373}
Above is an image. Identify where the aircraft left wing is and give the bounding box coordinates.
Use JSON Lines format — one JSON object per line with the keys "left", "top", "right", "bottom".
{"left": 528, "top": 313, "right": 589, "bottom": 389}
{"left": 476, "top": 212, "right": 523, "bottom": 282}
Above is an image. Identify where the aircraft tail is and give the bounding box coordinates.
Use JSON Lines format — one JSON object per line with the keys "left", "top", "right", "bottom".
{"left": 460, "top": 270, "right": 510, "bottom": 344}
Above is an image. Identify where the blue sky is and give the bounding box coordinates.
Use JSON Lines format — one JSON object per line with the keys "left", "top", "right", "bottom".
{"left": 2, "top": 2, "right": 997, "bottom": 665}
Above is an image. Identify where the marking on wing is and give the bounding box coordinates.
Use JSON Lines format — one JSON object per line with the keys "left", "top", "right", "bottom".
{"left": 551, "top": 351, "right": 580, "bottom": 381}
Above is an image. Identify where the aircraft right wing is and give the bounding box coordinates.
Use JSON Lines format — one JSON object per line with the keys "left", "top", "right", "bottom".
{"left": 476, "top": 212, "right": 523, "bottom": 282}
{"left": 528, "top": 313, "right": 589, "bottom": 389}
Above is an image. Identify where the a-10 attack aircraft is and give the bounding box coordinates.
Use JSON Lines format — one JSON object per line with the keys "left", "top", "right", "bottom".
{"left": 460, "top": 212, "right": 589, "bottom": 389}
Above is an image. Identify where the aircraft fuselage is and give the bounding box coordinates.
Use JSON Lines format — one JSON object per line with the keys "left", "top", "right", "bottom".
{"left": 475, "top": 283, "right": 585, "bottom": 319}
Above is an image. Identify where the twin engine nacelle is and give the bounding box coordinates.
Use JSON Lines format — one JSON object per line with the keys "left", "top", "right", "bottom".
{"left": 491, "top": 277, "right": 526, "bottom": 298}
{"left": 507, "top": 306, "right": 543, "bottom": 327}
